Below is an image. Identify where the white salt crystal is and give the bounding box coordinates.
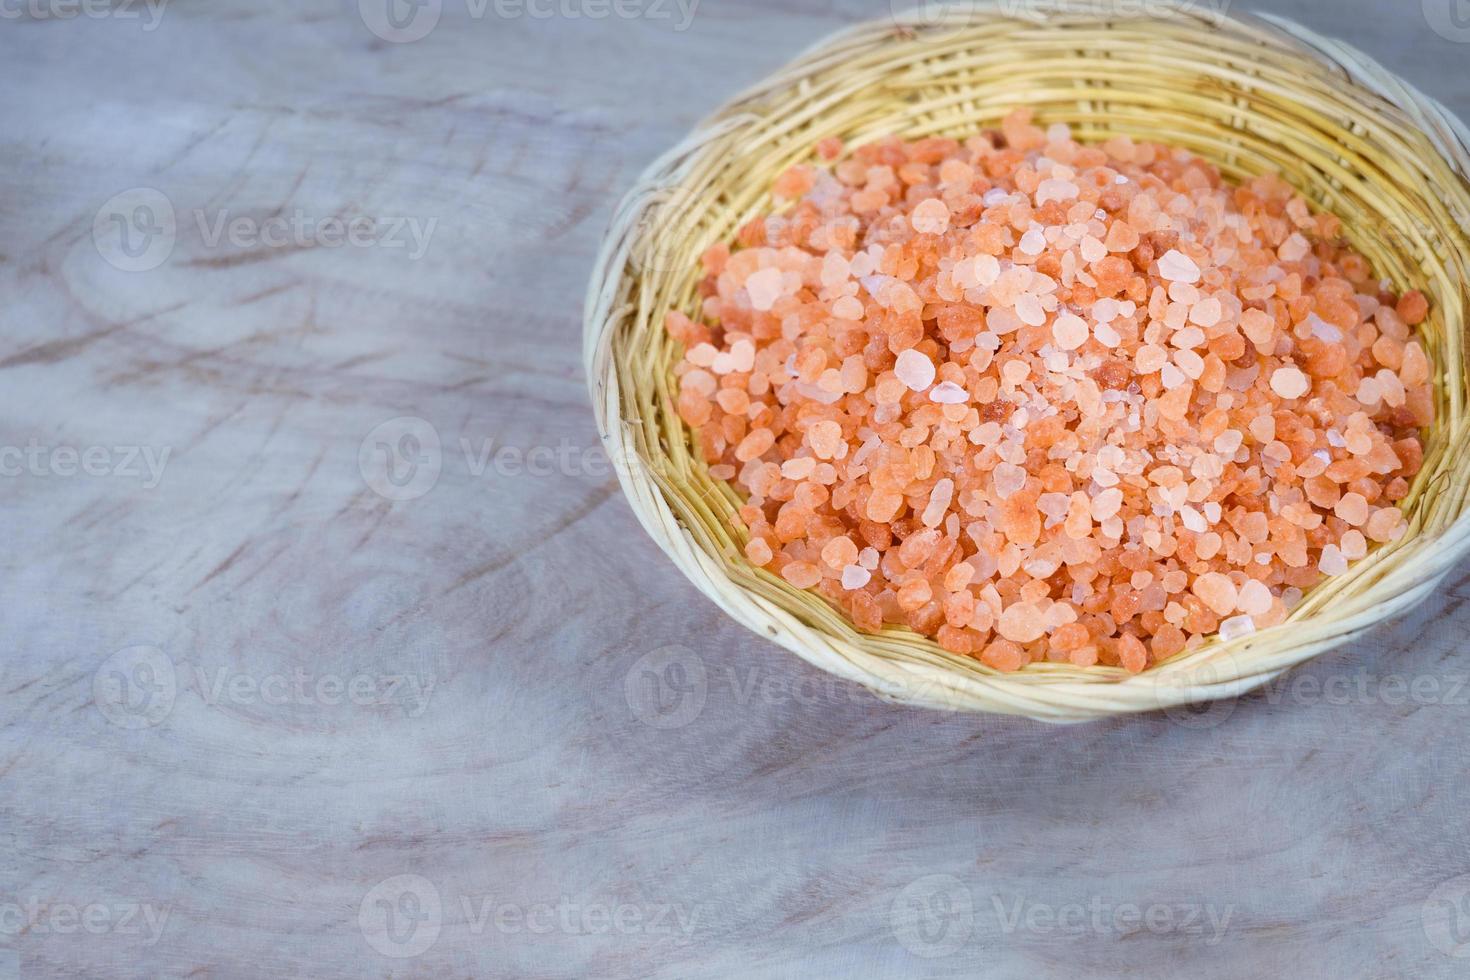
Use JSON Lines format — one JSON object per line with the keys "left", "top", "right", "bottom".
{"left": 929, "top": 381, "right": 969, "bottom": 404}
{"left": 993, "top": 463, "right": 1027, "bottom": 499}
{"left": 923, "top": 479, "right": 954, "bottom": 527}
{"left": 745, "top": 267, "right": 785, "bottom": 311}
{"left": 1319, "top": 544, "right": 1349, "bottom": 575}
{"left": 1036, "top": 178, "right": 1079, "bottom": 205}
{"left": 1158, "top": 248, "right": 1201, "bottom": 284}
{"left": 1219, "top": 615, "right": 1256, "bottom": 642}
{"left": 895, "top": 349, "right": 936, "bottom": 391}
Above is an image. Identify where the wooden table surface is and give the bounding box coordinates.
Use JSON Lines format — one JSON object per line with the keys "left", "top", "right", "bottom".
{"left": 3, "top": 1, "right": 1469, "bottom": 977}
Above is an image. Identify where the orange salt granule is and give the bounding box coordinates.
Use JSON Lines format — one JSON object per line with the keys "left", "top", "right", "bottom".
{"left": 666, "top": 110, "right": 1433, "bottom": 673}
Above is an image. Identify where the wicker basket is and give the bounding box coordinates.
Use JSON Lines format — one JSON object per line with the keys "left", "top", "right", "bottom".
{"left": 584, "top": 0, "right": 1470, "bottom": 722}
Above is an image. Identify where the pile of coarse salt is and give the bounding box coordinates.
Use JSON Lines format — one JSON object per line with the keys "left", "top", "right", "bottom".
{"left": 666, "top": 109, "right": 1432, "bottom": 672}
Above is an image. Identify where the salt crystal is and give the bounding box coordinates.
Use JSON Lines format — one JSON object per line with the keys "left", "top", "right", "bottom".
{"left": 1319, "top": 544, "right": 1349, "bottom": 575}
{"left": 1053, "top": 313, "right": 1089, "bottom": 350}
{"left": 1213, "top": 430, "right": 1243, "bottom": 455}
{"left": 1174, "top": 349, "right": 1204, "bottom": 380}
{"left": 993, "top": 463, "right": 1027, "bottom": 499}
{"left": 1020, "top": 229, "right": 1047, "bottom": 255}
{"left": 895, "top": 349, "right": 936, "bottom": 390}
{"left": 1270, "top": 367, "right": 1310, "bottom": 399}
{"left": 841, "top": 564, "right": 871, "bottom": 590}
{"left": 923, "top": 478, "right": 954, "bottom": 527}
{"left": 745, "top": 267, "right": 785, "bottom": 311}
{"left": 1036, "top": 178, "right": 1079, "bottom": 205}
{"left": 833, "top": 295, "right": 864, "bottom": 320}
{"left": 929, "top": 381, "right": 968, "bottom": 404}
{"left": 1171, "top": 327, "right": 1205, "bottom": 349}
{"left": 1091, "top": 488, "right": 1124, "bottom": 520}
{"left": 1158, "top": 249, "right": 1201, "bottom": 283}
{"left": 1306, "top": 313, "right": 1342, "bottom": 343}
{"left": 1192, "top": 572, "right": 1238, "bottom": 616}
{"left": 1219, "top": 614, "right": 1256, "bottom": 642}
{"left": 1015, "top": 294, "right": 1046, "bottom": 326}
{"left": 1237, "top": 579, "right": 1272, "bottom": 616}
{"left": 911, "top": 198, "right": 950, "bottom": 235}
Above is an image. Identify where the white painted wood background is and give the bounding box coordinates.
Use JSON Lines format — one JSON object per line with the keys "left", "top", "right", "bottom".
{"left": 2, "top": 1, "right": 1469, "bottom": 976}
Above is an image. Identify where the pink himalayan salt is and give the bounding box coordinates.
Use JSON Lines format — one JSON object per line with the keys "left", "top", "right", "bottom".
{"left": 671, "top": 110, "right": 1432, "bottom": 672}
{"left": 911, "top": 198, "right": 951, "bottom": 235}
{"left": 1192, "top": 572, "right": 1238, "bottom": 617}
{"left": 745, "top": 267, "right": 784, "bottom": 311}
{"left": 998, "top": 602, "right": 1047, "bottom": 643}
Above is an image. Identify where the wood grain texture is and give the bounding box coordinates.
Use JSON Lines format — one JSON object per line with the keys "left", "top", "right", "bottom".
{"left": 1, "top": 1, "right": 1468, "bottom": 977}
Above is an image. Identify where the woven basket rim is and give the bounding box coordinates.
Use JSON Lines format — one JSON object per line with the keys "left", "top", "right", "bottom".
{"left": 585, "top": 0, "right": 1470, "bottom": 722}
